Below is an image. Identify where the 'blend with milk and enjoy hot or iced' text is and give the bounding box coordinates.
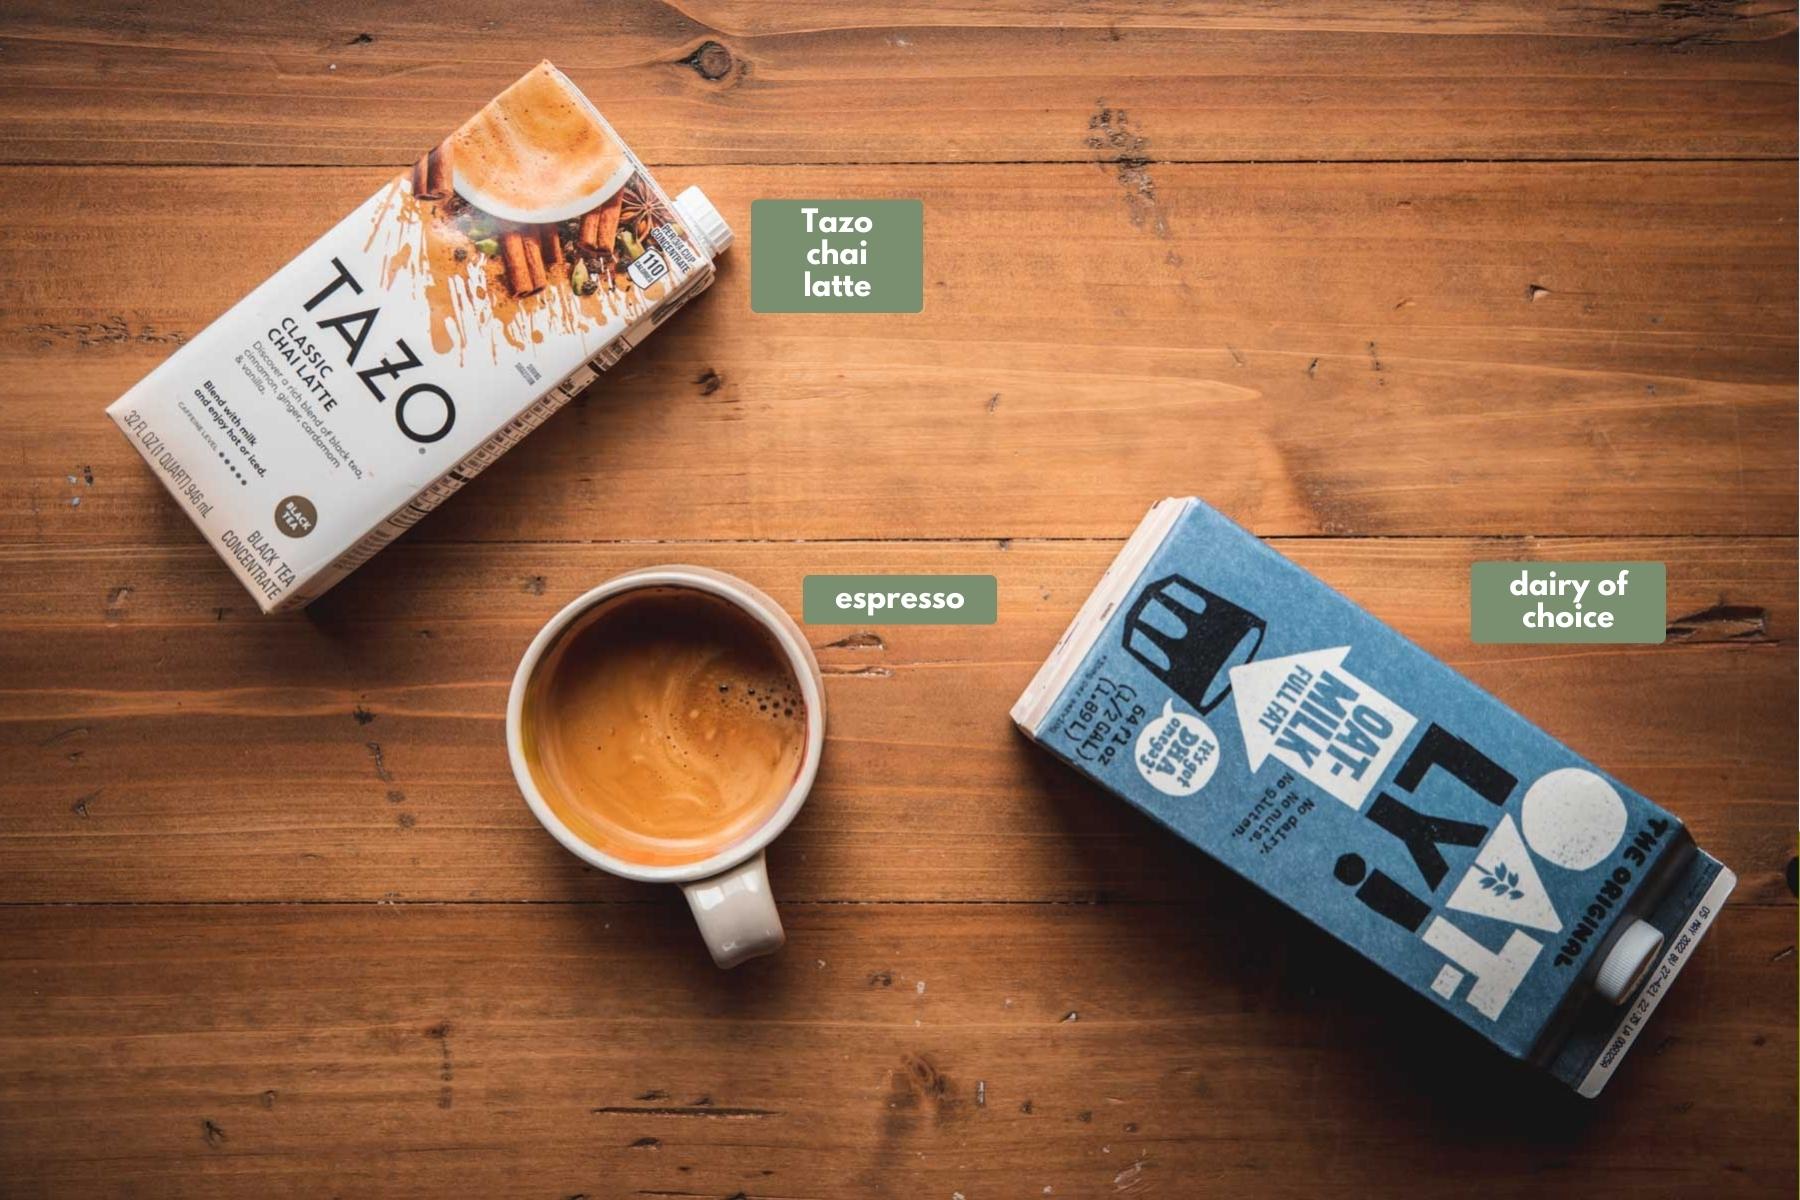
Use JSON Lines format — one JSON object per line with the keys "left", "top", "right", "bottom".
{"left": 106, "top": 62, "right": 732, "bottom": 611}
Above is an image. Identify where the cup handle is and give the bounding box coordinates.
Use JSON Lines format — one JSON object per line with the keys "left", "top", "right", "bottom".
{"left": 681, "top": 851, "right": 785, "bottom": 969}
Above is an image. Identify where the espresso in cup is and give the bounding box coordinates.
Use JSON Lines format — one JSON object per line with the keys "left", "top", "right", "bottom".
{"left": 509, "top": 567, "right": 824, "bottom": 967}
{"left": 519, "top": 587, "right": 808, "bottom": 867}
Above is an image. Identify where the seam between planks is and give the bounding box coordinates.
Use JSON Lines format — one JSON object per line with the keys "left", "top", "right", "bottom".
{"left": 0, "top": 897, "right": 1790, "bottom": 909}
{"left": 3, "top": 535, "right": 1798, "bottom": 549}
{"left": 0, "top": 156, "right": 1794, "bottom": 170}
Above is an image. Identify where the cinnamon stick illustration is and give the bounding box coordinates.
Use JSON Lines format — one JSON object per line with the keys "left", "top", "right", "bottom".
{"left": 411, "top": 141, "right": 454, "bottom": 201}
{"left": 501, "top": 232, "right": 548, "bottom": 296}
{"left": 523, "top": 236, "right": 547, "bottom": 292}
{"left": 579, "top": 194, "right": 624, "bottom": 252}
{"left": 539, "top": 225, "right": 564, "bottom": 268}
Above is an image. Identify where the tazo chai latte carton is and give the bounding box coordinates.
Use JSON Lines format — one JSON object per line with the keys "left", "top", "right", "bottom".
{"left": 106, "top": 62, "right": 732, "bottom": 612}
{"left": 1013, "top": 498, "right": 1734, "bottom": 1096}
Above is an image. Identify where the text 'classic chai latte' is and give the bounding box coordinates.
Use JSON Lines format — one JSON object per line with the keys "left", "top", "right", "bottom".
{"left": 105, "top": 62, "right": 733, "bottom": 612}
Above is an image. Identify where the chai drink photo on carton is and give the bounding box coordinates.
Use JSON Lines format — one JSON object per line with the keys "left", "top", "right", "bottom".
{"left": 23, "top": 17, "right": 1786, "bottom": 1194}
{"left": 1013, "top": 498, "right": 1736, "bottom": 1097}
{"left": 104, "top": 62, "right": 732, "bottom": 612}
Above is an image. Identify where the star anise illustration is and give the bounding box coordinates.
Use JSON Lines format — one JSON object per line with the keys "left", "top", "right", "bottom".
{"left": 619, "top": 177, "right": 669, "bottom": 241}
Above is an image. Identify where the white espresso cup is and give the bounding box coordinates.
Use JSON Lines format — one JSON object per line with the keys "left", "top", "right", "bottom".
{"left": 506, "top": 566, "right": 825, "bottom": 968}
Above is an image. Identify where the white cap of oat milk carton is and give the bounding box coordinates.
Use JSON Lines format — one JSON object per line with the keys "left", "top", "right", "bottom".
{"left": 1594, "top": 919, "right": 1665, "bottom": 1003}
{"left": 674, "top": 186, "right": 734, "bottom": 256}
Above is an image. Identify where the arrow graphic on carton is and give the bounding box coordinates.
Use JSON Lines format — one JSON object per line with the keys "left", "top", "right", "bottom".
{"left": 1229, "top": 646, "right": 1418, "bottom": 811}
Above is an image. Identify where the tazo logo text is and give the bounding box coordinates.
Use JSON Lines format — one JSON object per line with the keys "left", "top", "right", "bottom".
{"left": 272, "top": 256, "right": 457, "bottom": 444}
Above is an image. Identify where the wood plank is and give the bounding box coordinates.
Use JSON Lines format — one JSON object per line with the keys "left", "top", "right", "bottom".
{"left": 0, "top": 2, "right": 1793, "bottom": 165}
{"left": 2, "top": 162, "right": 1793, "bottom": 544}
{"left": 0, "top": 901, "right": 1791, "bottom": 1198}
{"left": 1, "top": 537, "right": 1791, "bottom": 906}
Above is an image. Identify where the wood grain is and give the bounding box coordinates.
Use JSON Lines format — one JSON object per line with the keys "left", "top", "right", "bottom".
{"left": 3, "top": 537, "right": 1791, "bottom": 906}
{"left": 3, "top": 162, "right": 1794, "bottom": 544}
{"left": 0, "top": 3, "right": 1793, "bottom": 1194}
{"left": 0, "top": 1, "right": 1793, "bottom": 165}
{"left": 0, "top": 901, "right": 1791, "bottom": 1198}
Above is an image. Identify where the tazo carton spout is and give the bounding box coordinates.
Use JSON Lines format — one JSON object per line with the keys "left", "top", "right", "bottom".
{"left": 1013, "top": 498, "right": 1735, "bottom": 1096}
{"left": 105, "top": 62, "right": 732, "bottom": 612}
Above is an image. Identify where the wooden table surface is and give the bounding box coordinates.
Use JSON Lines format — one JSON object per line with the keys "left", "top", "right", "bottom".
{"left": 2, "top": 3, "right": 1796, "bottom": 1196}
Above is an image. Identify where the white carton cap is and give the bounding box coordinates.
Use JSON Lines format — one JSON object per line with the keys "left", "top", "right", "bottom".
{"left": 1594, "top": 919, "right": 1665, "bottom": 1003}
{"left": 673, "top": 186, "right": 733, "bottom": 257}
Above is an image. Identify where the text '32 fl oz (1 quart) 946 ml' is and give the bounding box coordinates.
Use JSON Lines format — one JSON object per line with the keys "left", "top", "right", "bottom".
{"left": 106, "top": 61, "right": 733, "bottom": 613}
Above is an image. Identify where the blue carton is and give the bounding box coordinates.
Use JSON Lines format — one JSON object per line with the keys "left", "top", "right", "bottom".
{"left": 1013, "top": 498, "right": 1734, "bottom": 1096}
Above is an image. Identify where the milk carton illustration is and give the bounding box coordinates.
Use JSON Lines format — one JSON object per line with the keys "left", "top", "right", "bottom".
{"left": 1013, "top": 498, "right": 1734, "bottom": 1096}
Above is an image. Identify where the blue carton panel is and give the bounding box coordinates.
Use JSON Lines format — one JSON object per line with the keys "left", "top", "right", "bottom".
{"left": 1013, "top": 499, "right": 1732, "bottom": 1095}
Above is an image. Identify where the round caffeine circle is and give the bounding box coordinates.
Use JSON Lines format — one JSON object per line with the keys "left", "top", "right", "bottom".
{"left": 275, "top": 495, "right": 317, "bottom": 538}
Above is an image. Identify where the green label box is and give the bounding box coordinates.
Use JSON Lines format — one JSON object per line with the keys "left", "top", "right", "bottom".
{"left": 1470, "top": 561, "right": 1667, "bottom": 644}
{"left": 803, "top": 575, "right": 995, "bottom": 624}
{"left": 750, "top": 200, "right": 924, "bottom": 313}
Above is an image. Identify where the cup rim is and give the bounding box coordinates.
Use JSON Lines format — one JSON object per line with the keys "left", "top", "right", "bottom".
{"left": 506, "top": 566, "right": 824, "bottom": 884}
{"left": 453, "top": 156, "right": 634, "bottom": 227}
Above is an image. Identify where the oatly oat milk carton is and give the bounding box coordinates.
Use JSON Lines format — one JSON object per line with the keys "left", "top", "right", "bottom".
{"left": 106, "top": 62, "right": 731, "bottom": 612}
{"left": 1013, "top": 497, "right": 1734, "bottom": 1096}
